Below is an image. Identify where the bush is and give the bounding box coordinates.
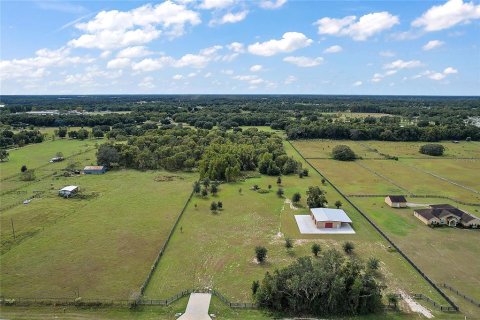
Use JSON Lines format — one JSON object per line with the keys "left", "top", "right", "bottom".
{"left": 255, "top": 246, "right": 268, "bottom": 263}
{"left": 285, "top": 237, "right": 293, "bottom": 249}
{"left": 332, "top": 145, "right": 356, "bottom": 161}
{"left": 419, "top": 144, "right": 445, "bottom": 156}
{"left": 276, "top": 188, "right": 284, "bottom": 198}
{"left": 311, "top": 243, "right": 321, "bottom": 256}
{"left": 20, "top": 169, "right": 36, "bottom": 181}
{"left": 292, "top": 192, "right": 301, "bottom": 203}
{"left": 343, "top": 241, "right": 355, "bottom": 254}
{"left": 368, "top": 257, "right": 380, "bottom": 270}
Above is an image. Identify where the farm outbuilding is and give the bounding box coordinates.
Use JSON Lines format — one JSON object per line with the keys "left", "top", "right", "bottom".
{"left": 59, "top": 185, "right": 78, "bottom": 198}
{"left": 385, "top": 195, "right": 407, "bottom": 208}
{"left": 83, "top": 166, "right": 106, "bottom": 174}
{"left": 310, "top": 208, "right": 353, "bottom": 229}
{"left": 414, "top": 204, "right": 480, "bottom": 228}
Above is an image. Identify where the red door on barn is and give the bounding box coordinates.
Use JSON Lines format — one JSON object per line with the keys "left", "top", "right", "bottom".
{"left": 325, "top": 222, "right": 333, "bottom": 228}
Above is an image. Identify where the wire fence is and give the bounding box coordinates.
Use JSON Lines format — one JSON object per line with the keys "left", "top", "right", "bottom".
{"left": 287, "top": 140, "right": 459, "bottom": 312}
{"left": 346, "top": 194, "right": 480, "bottom": 207}
{"left": 441, "top": 283, "right": 480, "bottom": 308}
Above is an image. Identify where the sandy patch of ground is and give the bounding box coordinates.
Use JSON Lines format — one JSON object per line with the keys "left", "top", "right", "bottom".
{"left": 399, "top": 290, "right": 433, "bottom": 319}
{"left": 284, "top": 199, "right": 299, "bottom": 210}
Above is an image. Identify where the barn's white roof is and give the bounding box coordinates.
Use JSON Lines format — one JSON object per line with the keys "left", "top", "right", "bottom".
{"left": 310, "top": 208, "right": 352, "bottom": 223}
{"left": 60, "top": 185, "right": 78, "bottom": 192}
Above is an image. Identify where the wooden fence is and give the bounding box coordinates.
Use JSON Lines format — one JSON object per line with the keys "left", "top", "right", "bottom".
{"left": 346, "top": 194, "right": 480, "bottom": 207}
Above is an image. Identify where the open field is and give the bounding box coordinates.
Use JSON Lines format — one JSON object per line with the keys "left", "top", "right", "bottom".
{"left": 1, "top": 138, "right": 99, "bottom": 180}
{"left": 361, "top": 160, "right": 480, "bottom": 203}
{"left": 144, "top": 141, "right": 448, "bottom": 313}
{"left": 292, "top": 139, "right": 480, "bottom": 319}
{"left": 403, "top": 159, "right": 480, "bottom": 191}
{"left": 1, "top": 140, "right": 196, "bottom": 299}
{"left": 362, "top": 140, "right": 480, "bottom": 159}
{"left": 293, "top": 139, "right": 380, "bottom": 158}
{"left": 351, "top": 197, "right": 480, "bottom": 317}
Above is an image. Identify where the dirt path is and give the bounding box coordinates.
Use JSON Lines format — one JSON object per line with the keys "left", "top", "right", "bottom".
{"left": 399, "top": 290, "right": 434, "bottom": 319}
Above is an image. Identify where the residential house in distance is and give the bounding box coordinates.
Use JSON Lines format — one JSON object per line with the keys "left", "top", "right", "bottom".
{"left": 58, "top": 186, "right": 78, "bottom": 198}
{"left": 385, "top": 195, "right": 407, "bottom": 208}
{"left": 414, "top": 204, "right": 480, "bottom": 228}
{"left": 83, "top": 166, "right": 106, "bottom": 174}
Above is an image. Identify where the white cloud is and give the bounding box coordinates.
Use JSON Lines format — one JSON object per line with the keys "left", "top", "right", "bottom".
{"left": 384, "top": 59, "right": 423, "bottom": 70}
{"left": 353, "top": 81, "right": 363, "bottom": 86}
{"left": 0, "top": 47, "right": 93, "bottom": 80}
{"left": 213, "top": 10, "right": 248, "bottom": 25}
{"left": 248, "top": 32, "right": 313, "bottom": 56}
{"left": 68, "top": 1, "right": 201, "bottom": 50}
{"left": 117, "top": 46, "right": 153, "bottom": 58}
{"left": 412, "top": 0, "right": 480, "bottom": 32}
{"left": 221, "top": 69, "right": 234, "bottom": 75}
{"left": 258, "top": 0, "right": 287, "bottom": 9}
{"left": 250, "top": 64, "right": 263, "bottom": 72}
{"left": 422, "top": 40, "right": 445, "bottom": 51}
{"left": 204, "top": 72, "right": 212, "bottom": 78}
{"left": 100, "top": 51, "right": 111, "bottom": 59}
{"left": 131, "top": 45, "right": 222, "bottom": 72}
{"left": 107, "top": 57, "right": 131, "bottom": 69}
{"left": 227, "top": 42, "right": 245, "bottom": 53}
{"left": 323, "top": 45, "right": 342, "bottom": 53}
{"left": 283, "top": 56, "right": 324, "bottom": 67}
{"left": 172, "top": 74, "right": 184, "bottom": 80}
{"left": 139, "top": 76, "right": 155, "bottom": 88}
{"left": 315, "top": 12, "right": 399, "bottom": 41}
{"left": 379, "top": 50, "right": 395, "bottom": 57}
{"left": 412, "top": 67, "right": 458, "bottom": 81}
{"left": 284, "top": 75, "right": 297, "bottom": 84}
{"left": 199, "top": 0, "right": 234, "bottom": 9}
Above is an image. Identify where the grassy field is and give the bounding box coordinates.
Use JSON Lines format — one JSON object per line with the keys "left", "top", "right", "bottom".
{"left": 144, "top": 141, "right": 448, "bottom": 312}
{"left": 1, "top": 140, "right": 196, "bottom": 299}
{"left": 292, "top": 139, "right": 480, "bottom": 319}
{"left": 293, "top": 139, "right": 379, "bottom": 159}
{"left": 362, "top": 140, "right": 480, "bottom": 159}
{"left": 351, "top": 197, "right": 480, "bottom": 317}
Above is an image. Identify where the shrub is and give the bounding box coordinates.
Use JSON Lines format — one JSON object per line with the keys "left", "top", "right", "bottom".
{"left": 285, "top": 237, "right": 293, "bottom": 249}
{"left": 210, "top": 201, "right": 218, "bottom": 212}
{"left": 368, "top": 257, "right": 380, "bottom": 270}
{"left": 292, "top": 192, "right": 301, "bottom": 203}
{"left": 343, "top": 241, "right": 355, "bottom": 254}
{"left": 419, "top": 144, "right": 445, "bottom": 156}
{"left": 255, "top": 246, "right": 268, "bottom": 263}
{"left": 276, "top": 188, "right": 284, "bottom": 198}
{"left": 311, "top": 243, "right": 321, "bottom": 256}
{"left": 334, "top": 200, "right": 342, "bottom": 209}
{"left": 332, "top": 145, "right": 356, "bottom": 161}
{"left": 252, "top": 280, "right": 260, "bottom": 295}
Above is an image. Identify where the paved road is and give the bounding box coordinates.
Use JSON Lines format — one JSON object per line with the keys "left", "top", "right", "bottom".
{"left": 178, "top": 293, "right": 212, "bottom": 320}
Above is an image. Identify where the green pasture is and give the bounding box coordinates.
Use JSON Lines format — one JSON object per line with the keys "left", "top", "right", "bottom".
{"left": 144, "top": 141, "right": 448, "bottom": 309}
{"left": 351, "top": 196, "right": 480, "bottom": 318}
{"left": 292, "top": 139, "right": 380, "bottom": 159}
{"left": 362, "top": 140, "right": 480, "bottom": 159}
{"left": 0, "top": 168, "right": 195, "bottom": 299}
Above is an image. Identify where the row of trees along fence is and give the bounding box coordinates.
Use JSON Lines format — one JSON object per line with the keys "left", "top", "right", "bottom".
{"left": 286, "top": 140, "right": 459, "bottom": 312}
{"left": 442, "top": 284, "right": 480, "bottom": 308}
{"left": 138, "top": 190, "right": 194, "bottom": 296}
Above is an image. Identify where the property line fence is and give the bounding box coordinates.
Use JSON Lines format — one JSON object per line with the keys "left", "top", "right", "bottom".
{"left": 0, "top": 191, "right": 45, "bottom": 212}
{"left": 1, "top": 288, "right": 257, "bottom": 309}
{"left": 412, "top": 294, "right": 458, "bottom": 312}
{"left": 287, "top": 140, "right": 459, "bottom": 312}
{"left": 442, "top": 283, "right": 480, "bottom": 308}
{"left": 138, "top": 190, "right": 195, "bottom": 296}
{"left": 346, "top": 194, "right": 480, "bottom": 207}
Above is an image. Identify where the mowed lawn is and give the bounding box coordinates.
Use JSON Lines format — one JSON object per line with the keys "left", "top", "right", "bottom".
{"left": 144, "top": 141, "right": 448, "bottom": 308}
{"left": 292, "top": 140, "right": 379, "bottom": 159}
{"left": 351, "top": 197, "right": 480, "bottom": 318}
{"left": 1, "top": 169, "right": 196, "bottom": 299}
{"left": 362, "top": 140, "right": 480, "bottom": 159}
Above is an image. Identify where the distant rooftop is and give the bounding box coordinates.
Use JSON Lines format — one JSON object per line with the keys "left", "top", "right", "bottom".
{"left": 310, "top": 208, "right": 352, "bottom": 223}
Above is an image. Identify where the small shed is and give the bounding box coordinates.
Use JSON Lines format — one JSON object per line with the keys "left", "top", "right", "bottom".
{"left": 310, "top": 208, "right": 352, "bottom": 229}
{"left": 83, "top": 166, "right": 106, "bottom": 174}
{"left": 59, "top": 185, "right": 78, "bottom": 198}
{"left": 385, "top": 195, "right": 407, "bottom": 208}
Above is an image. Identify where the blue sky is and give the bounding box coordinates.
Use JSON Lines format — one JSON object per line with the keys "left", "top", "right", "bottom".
{"left": 1, "top": 0, "right": 479, "bottom": 95}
